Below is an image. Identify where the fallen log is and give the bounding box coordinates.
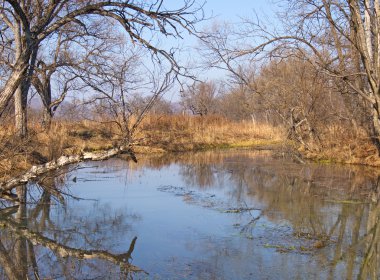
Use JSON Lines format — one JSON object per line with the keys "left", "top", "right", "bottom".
{"left": 0, "top": 146, "right": 136, "bottom": 194}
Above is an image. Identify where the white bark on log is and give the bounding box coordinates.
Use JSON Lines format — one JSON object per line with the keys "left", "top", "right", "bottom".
{"left": 0, "top": 146, "right": 135, "bottom": 194}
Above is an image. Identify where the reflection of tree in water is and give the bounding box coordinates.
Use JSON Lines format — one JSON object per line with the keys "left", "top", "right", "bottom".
{"left": 2, "top": 150, "right": 378, "bottom": 279}
{"left": 180, "top": 162, "right": 218, "bottom": 189}
{"left": 177, "top": 150, "right": 380, "bottom": 279}
{"left": 177, "top": 152, "right": 242, "bottom": 190}
{"left": 0, "top": 177, "right": 143, "bottom": 280}
{"left": 242, "top": 167, "right": 379, "bottom": 279}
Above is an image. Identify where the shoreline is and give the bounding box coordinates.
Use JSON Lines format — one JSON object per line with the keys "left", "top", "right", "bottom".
{"left": 2, "top": 139, "right": 380, "bottom": 200}
{"left": 1, "top": 116, "right": 380, "bottom": 198}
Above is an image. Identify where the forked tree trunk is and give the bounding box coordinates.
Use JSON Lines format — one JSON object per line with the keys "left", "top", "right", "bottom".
{"left": 6, "top": 23, "right": 36, "bottom": 137}
{"left": 0, "top": 19, "right": 32, "bottom": 119}
{"left": 14, "top": 51, "right": 38, "bottom": 137}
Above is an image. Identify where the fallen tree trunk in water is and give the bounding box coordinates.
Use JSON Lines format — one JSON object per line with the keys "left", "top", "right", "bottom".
{"left": 0, "top": 146, "right": 137, "bottom": 196}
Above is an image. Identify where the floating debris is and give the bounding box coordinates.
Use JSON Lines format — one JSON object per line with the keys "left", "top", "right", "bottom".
{"left": 224, "top": 207, "right": 261, "bottom": 213}
{"left": 157, "top": 185, "right": 260, "bottom": 213}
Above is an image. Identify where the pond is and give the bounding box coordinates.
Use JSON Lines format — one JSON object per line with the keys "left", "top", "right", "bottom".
{"left": 0, "top": 150, "right": 379, "bottom": 279}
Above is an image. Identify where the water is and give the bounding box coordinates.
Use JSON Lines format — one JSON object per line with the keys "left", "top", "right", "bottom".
{"left": 0, "top": 150, "right": 379, "bottom": 279}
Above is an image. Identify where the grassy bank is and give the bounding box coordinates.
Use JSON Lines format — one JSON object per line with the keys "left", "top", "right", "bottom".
{"left": 134, "top": 115, "right": 283, "bottom": 152}
{"left": 1, "top": 114, "right": 380, "bottom": 182}
{"left": 300, "top": 124, "right": 380, "bottom": 166}
{"left": 0, "top": 115, "right": 284, "bottom": 181}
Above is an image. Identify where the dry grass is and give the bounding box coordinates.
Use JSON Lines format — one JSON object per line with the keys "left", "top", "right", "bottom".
{"left": 304, "top": 124, "right": 380, "bottom": 166}
{"left": 134, "top": 115, "right": 284, "bottom": 152}
{"left": 0, "top": 115, "right": 284, "bottom": 180}
{"left": 0, "top": 120, "right": 116, "bottom": 181}
{"left": 2, "top": 114, "right": 380, "bottom": 182}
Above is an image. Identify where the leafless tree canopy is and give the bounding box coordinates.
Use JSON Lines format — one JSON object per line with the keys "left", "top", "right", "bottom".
{"left": 0, "top": 0, "right": 203, "bottom": 136}
{"left": 201, "top": 0, "right": 380, "bottom": 154}
{"left": 181, "top": 80, "right": 218, "bottom": 116}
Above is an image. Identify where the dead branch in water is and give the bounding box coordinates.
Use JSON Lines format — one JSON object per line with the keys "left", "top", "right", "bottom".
{"left": 0, "top": 146, "right": 137, "bottom": 197}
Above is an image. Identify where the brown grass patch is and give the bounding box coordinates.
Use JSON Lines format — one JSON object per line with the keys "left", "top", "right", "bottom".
{"left": 304, "top": 124, "right": 380, "bottom": 166}
{"left": 0, "top": 115, "right": 284, "bottom": 180}
{"left": 2, "top": 114, "right": 380, "bottom": 181}
{"left": 134, "top": 115, "right": 284, "bottom": 151}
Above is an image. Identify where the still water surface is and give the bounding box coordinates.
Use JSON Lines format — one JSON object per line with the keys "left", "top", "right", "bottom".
{"left": 0, "top": 150, "right": 379, "bottom": 279}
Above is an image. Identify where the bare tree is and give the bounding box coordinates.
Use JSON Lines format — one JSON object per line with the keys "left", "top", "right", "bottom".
{"left": 254, "top": 57, "right": 349, "bottom": 149}
{"left": 181, "top": 80, "right": 218, "bottom": 116}
{"left": 0, "top": 0, "right": 203, "bottom": 137}
{"left": 80, "top": 47, "right": 175, "bottom": 145}
{"left": 201, "top": 1, "right": 380, "bottom": 154}
{"left": 215, "top": 83, "right": 256, "bottom": 121}
{"left": 32, "top": 21, "right": 117, "bottom": 130}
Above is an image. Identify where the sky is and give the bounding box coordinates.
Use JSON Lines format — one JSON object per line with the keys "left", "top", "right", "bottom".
{"left": 177, "top": 0, "right": 279, "bottom": 49}
{"left": 162, "top": 0, "right": 280, "bottom": 102}
{"left": 202, "top": 0, "right": 277, "bottom": 23}
{"left": 57, "top": 1, "right": 282, "bottom": 106}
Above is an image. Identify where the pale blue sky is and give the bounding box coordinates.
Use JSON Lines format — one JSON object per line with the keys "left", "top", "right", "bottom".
{"left": 162, "top": 0, "right": 280, "bottom": 101}
{"left": 203, "top": 0, "right": 277, "bottom": 23}
{"left": 161, "top": 0, "right": 279, "bottom": 49}
{"left": 69, "top": 1, "right": 281, "bottom": 104}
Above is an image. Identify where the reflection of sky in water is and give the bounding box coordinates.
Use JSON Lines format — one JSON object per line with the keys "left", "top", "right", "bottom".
{"left": 47, "top": 150, "right": 379, "bottom": 280}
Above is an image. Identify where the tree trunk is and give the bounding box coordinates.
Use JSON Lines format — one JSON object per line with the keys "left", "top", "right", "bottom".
{"left": 371, "top": 103, "right": 380, "bottom": 155}
{"left": 42, "top": 106, "right": 52, "bottom": 131}
{"left": 0, "top": 15, "right": 33, "bottom": 119}
{"left": 41, "top": 84, "right": 53, "bottom": 131}
{"left": 14, "top": 185, "right": 28, "bottom": 279}
{"left": 15, "top": 47, "right": 38, "bottom": 137}
{"left": 0, "top": 240, "right": 23, "bottom": 280}
{"left": 14, "top": 83, "right": 28, "bottom": 138}
{"left": 0, "top": 56, "right": 30, "bottom": 118}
